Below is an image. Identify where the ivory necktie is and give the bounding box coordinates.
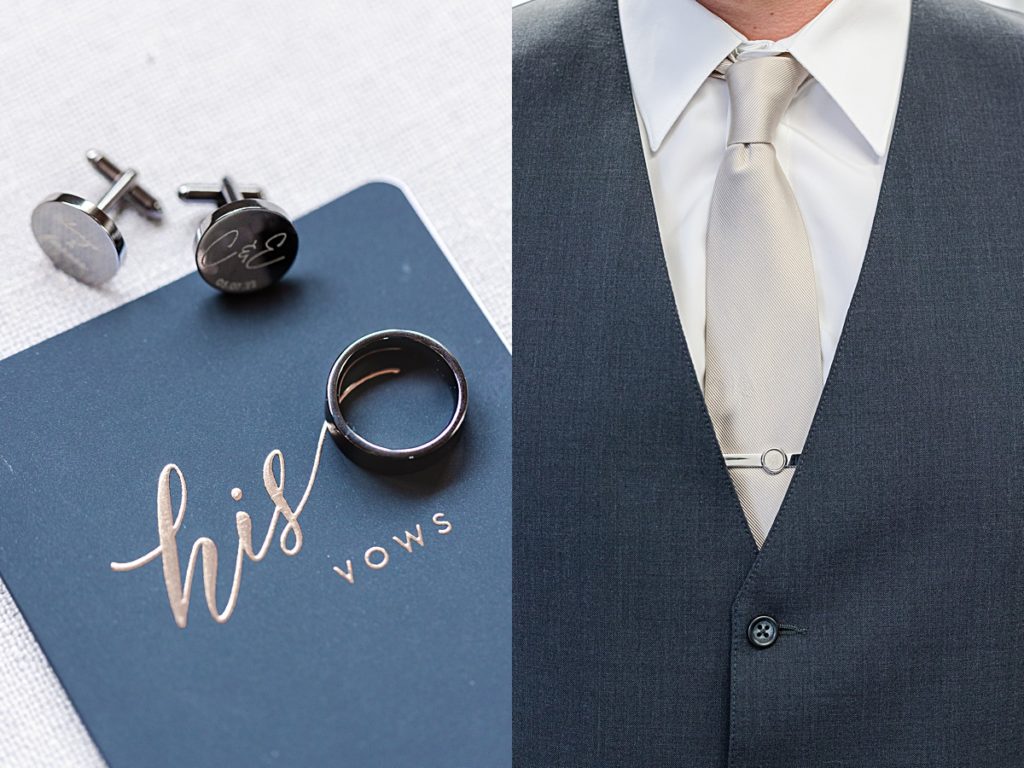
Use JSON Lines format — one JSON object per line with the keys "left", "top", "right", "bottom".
{"left": 704, "top": 54, "right": 823, "bottom": 548}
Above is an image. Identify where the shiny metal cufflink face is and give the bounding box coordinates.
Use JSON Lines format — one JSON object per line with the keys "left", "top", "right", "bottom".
{"left": 31, "top": 151, "right": 163, "bottom": 286}
{"left": 178, "top": 177, "right": 298, "bottom": 293}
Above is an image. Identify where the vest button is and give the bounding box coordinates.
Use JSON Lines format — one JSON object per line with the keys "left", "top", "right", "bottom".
{"left": 747, "top": 615, "right": 778, "bottom": 648}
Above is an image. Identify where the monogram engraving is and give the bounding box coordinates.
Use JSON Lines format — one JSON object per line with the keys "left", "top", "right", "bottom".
{"left": 201, "top": 229, "right": 289, "bottom": 271}
{"left": 57, "top": 218, "right": 102, "bottom": 252}
{"left": 38, "top": 219, "right": 101, "bottom": 270}
{"left": 111, "top": 424, "right": 329, "bottom": 628}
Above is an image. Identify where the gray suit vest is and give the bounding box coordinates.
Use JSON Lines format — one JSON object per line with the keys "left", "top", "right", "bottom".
{"left": 513, "top": 0, "right": 1024, "bottom": 764}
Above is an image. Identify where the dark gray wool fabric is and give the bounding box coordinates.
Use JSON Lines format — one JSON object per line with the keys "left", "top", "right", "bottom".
{"left": 513, "top": 0, "right": 1024, "bottom": 765}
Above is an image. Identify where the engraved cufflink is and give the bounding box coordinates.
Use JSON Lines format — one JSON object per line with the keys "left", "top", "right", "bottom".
{"left": 178, "top": 177, "right": 298, "bottom": 293}
{"left": 31, "top": 150, "right": 163, "bottom": 285}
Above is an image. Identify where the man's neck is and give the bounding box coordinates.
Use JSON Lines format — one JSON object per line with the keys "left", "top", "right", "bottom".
{"left": 698, "top": 0, "right": 832, "bottom": 40}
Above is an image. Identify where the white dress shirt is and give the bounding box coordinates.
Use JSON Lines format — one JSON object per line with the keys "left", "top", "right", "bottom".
{"left": 618, "top": 0, "right": 911, "bottom": 390}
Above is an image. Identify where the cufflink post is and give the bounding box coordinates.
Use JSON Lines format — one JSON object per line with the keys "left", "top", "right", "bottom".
{"left": 86, "top": 150, "right": 163, "bottom": 219}
{"left": 177, "top": 178, "right": 264, "bottom": 205}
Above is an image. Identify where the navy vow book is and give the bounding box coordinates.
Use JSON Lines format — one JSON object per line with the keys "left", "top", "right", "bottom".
{"left": 0, "top": 183, "right": 511, "bottom": 767}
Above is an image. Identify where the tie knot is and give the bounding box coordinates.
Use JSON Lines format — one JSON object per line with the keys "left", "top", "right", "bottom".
{"left": 724, "top": 54, "right": 808, "bottom": 145}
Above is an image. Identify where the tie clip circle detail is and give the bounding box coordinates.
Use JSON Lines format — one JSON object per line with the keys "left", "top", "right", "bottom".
{"left": 325, "top": 330, "right": 467, "bottom": 473}
{"left": 723, "top": 449, "right": 799, "bottom": 475}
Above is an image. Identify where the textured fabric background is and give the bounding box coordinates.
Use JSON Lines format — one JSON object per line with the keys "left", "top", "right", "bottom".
{"left": 0, "top": 2, "right": 509, "bottom": 765}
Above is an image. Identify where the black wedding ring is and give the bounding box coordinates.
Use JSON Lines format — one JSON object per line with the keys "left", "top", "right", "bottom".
{"left": 325, "top": 330, "right": 468, "bottom": 473}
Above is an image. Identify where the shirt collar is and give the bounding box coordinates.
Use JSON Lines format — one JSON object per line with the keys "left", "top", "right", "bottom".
{"left": 618, "top": 0, "right": 910, "bottom": 156}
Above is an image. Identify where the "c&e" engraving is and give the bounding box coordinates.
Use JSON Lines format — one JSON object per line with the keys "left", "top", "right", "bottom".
{"left": 201, "top": 229, "right": 289, "bottom": 271}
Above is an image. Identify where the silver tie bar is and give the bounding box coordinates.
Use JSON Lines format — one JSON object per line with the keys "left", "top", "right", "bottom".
{"left": 723, "top": 449, "right": 800, "bottom": 475}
